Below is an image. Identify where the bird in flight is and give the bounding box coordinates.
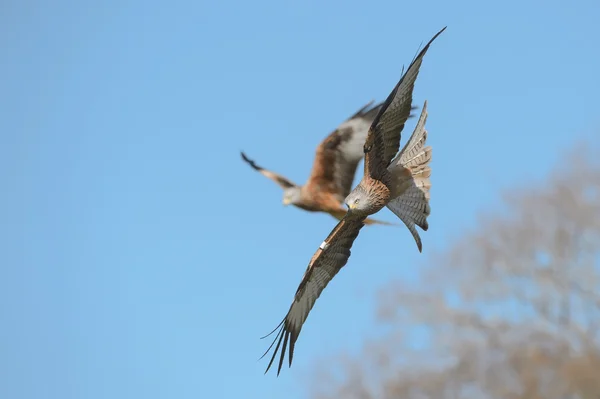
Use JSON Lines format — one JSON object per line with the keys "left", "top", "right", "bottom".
{"left": 241, "top": 99, "right": 417, "bottom": 225}
{"left": 260, "top": 26, "right": 446, "bottom": 376}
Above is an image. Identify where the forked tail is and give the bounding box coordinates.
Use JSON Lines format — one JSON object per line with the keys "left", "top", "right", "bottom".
{"left": 363, "top": 217, "right": 398, "bottom": 226}
{"left": 386, "top": 101, "right": 432, "bottom": 251}
{"left": 329, "top": 210, "right": 398, "bottom": 227}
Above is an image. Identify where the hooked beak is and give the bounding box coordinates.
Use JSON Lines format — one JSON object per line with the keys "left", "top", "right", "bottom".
{"left": 283, "top": 198, "right": 291, "bottom": 206}
{"left": 347, "top": 202, "right": 356, "bottom": 211}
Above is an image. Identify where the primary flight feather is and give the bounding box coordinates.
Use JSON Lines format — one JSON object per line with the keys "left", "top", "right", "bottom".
{"left": 260, "top": 26, "right": 446, "bottom": 376}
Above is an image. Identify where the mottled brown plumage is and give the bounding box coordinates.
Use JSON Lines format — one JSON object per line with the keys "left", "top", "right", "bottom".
{"left": 261, "top": 26, "right": 446, "bottom": 376}
{"left": 241, "top": 99, "right": 414, "bottom": 225}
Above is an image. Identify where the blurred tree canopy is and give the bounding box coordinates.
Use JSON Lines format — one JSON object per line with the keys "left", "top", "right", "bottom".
{"left": 310, "top": 143, "right": 600, "bottom": 399}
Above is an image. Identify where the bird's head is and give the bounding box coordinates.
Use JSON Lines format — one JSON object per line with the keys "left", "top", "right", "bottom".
{"left": 345, "top": 186, "right": 369, "bottom": 214}
{"left": 282, "top": 186, "right": 302, "bottom": 206}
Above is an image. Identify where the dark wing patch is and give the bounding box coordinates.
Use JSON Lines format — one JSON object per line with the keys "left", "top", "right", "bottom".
{"left": 240, "top": 151, "right": 297, "bottom": 189}
{"left": 364, "top": 26, "right": 446, "bottom": 174}
{"left": 260, "top": 216, "right": 366, "bottom": 376}
{"left": 343, "top": 99, "right": 385, "bottom": 122}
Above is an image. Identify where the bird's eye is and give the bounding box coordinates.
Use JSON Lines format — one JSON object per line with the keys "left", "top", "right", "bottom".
{"left": 354, "top": 199, "right": 360, "bottom": 204}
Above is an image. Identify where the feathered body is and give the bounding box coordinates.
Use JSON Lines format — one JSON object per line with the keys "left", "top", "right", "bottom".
{"left": 260, "top": 27, "right": 446, "bottom": 376}
{"left": 241, "top": 98, "right": 415, "bottom": 225}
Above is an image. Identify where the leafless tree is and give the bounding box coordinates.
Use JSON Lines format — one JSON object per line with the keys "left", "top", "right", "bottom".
{"left": 310, "top": 143, "right": 600, "bottom": 399}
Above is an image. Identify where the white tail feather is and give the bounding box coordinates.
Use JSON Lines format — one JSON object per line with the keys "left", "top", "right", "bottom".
{"left": 386, "top": 101, "right": 432, "bottom": 252}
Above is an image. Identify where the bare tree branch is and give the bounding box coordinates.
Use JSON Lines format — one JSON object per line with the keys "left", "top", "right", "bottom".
{"left": 310, "top": 141, "right": 600, "bottom": 399}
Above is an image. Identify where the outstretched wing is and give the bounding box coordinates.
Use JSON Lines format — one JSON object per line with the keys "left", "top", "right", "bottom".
{"left": 304, "top": 101, "right": 384, "bottom": 201}
{"left": 363, "top": 26, "right": 446, "bottom": 179}
{"left": 240, "top": 151, "right": 297, "bottom": 189}
{"left": 261, "top": 216, "right": 366, "bottom": 376}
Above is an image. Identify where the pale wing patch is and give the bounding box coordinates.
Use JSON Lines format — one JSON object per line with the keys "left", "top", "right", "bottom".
{"left": 331, "top": 103, "right": 384, "bottom": 198}
{"left": 335, "top": 117, "right": 376, "bottom": 164}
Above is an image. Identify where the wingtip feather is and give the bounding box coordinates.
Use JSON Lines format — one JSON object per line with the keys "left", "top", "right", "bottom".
{"left": 240, "top": 151, "right": 259, "bottom": 171}
{"left": 277, "top": 330, "right": 290, "bottom": 375}
{"left": 262, "top": 324, "right": 285, "bottom": 374}
{"left": 260, "top": 318, "right": 285, "bottom": 340}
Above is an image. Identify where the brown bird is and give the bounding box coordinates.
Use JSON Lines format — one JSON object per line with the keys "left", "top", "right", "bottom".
{"left": 260, "top": 26, "right": 446, "bottom": 376}
{"left": 240, "top": 100, "right": 415, "bottom": 225}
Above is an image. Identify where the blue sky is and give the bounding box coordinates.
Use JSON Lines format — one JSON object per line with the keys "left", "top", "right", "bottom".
{"left": 2, "top": 0, "right": 599, "bottom": 398}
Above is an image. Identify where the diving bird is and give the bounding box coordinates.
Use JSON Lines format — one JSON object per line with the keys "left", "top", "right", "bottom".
{"left": 260, "top": 26, "right": 446, "bottom": 376}
{"left": 241, "top": 100, "right": 416, "bottom": 225}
